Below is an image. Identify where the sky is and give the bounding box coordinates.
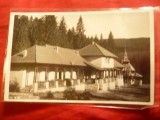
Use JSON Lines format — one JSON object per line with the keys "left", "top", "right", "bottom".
{"left": 14, "top": 10, "right": 152, "bottom": 39}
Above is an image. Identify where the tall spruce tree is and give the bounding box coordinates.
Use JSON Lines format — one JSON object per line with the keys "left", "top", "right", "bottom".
{"left": 75, "top": 16, "right": 86, "bottom": 49}
{"left": 76, "top": 16, "right": 85, "bottom": 35}
{"left": 44, "top": 15, "right": 58, "bottom": 46}
{"left": 58, "top": 17, "right": 67, "bottom": 47}
{"left": 94, "top": 35, "right": 99, "bottom": 42}
{"left": 108, "top": 31, "right": 115, "bottom": 52}
{"left": 100, "top": 33, "right": 103, "bottom": 41}
{"left": 67, "top": 27, "right": 76, "bottom": 49}
{"left": 12, "top": 15, "right": 31, "bottom": 54}
{"left": 28, "top": 17, "right": 46, "bottom": 46}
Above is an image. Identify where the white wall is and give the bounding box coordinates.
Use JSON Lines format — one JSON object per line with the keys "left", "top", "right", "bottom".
{"left": 84, "top": 56, "right": 114, "bottom": 68}
{"left": 10, "top": 68, "right": 34, "bottom": 88}
{"left": 27, "top": 71, "right": 34, "bottom": 85}
{"left": 10, "top": 69, "right": 25, "bottom": 88}
{"left": 101, "top": 57, "right": 114, "bottom": 68}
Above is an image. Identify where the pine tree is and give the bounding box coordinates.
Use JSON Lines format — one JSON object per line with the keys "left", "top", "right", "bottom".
{"left": 74, "top": 16, "right": 86, "bottom": 49}
{"left": 34, "top": 17, "right": 46, "bottom": 45}
{"left": 100, "top": 33, "right": 103, "bottom": 41}
{"left": 76, "top": 16, "right": 85, "bottom": 35}
{"left": 44, "top": 15, "right": 58, "bottom": 46}
{"left": 12, "top": 15, "right": 31, "bottom": 54}
{"left": 28, "top": 16, "right": 35, "bottom": 46}
{"left": 108, "top": 31, "right": 115, "bottom": 52}
{"left": 67, "top": 27, "right": 76, "bottom": 49}
{"left": 58, "top": 17, "right": 67, "bottom": 47}
{"left": 94, "top": 35, "right": 99, "bottom": 43}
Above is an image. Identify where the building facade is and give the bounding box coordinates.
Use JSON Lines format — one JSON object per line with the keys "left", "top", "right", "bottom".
{"left": 121, "top": 49, "right": 143, "bottom": 85}
{"left": 10, "top": 42, "right": 124, "bottom": 93}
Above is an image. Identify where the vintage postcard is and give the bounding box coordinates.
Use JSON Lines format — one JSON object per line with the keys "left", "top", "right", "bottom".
{"left": 4, "top": 9, "right": 154, "bottom": 105}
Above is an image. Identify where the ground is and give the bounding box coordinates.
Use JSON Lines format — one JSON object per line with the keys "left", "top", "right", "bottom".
{"left": 90, "top": 84, "right": 150, "bottom": 102}
{"left": 9, "top": 84, "right": 150, "bottom": 102}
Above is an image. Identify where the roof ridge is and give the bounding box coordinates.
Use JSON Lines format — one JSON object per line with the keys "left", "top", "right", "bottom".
{"left": 95, "top": 43, "right": 117, "bottom": 58}
{"left": 94, "top": 43, "right": 105, "bottom": 56}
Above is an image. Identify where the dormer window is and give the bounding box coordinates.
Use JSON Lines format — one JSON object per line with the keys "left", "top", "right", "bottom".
{"left": 18, "top": 50, "right": 27, "bottom": 58}
{"left": 53, "top": 46, "right": 58, "bottom": 52}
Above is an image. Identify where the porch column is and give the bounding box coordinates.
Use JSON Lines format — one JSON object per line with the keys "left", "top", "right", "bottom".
{"left": 108, "top": 70, "right": 110, "bottom": 90}
{"left": 77, "top": 68, "right": 80, "bottom": 85}
{"left": 103, "top": 71, "right": 105, "bottom": 78}
{"left": 63, "top": 68, "right": 65, "bottom": 80}
{"left": 139, "top": 80, "right": 142, "bottom": 85}
{"left": 55, "top": 81, "right": 58, "bottom": 88}
{"left": 70, "top": 68, "right": 73, "bottom": 79}
{"left": 45, "top": 67, "right": 49, "bottom": 90}
{"left": 77, "top": 68, "right": 79, "bottom": 79}
{"left": 33, "top": 67, "right": 38, "bottom": 93}
{"left": 24, "top": 70, "right": 28, "bottom": 88}
{"left": 71, "top": 80, "right": 74, "bottom": 86}
{"left": 70, "top": 68, "right": 74, "bottom": 86}
{"left": 55, "top": 68, "right": 58, "bottom": 80}
{"left": 95, "top": 79, "right": 99, "bottom": 84}
{"left": 64, "top": 80, "right": 66, "bottom": 86}
{"left": 63, "top": 68, "right": 66, "bottom": 86}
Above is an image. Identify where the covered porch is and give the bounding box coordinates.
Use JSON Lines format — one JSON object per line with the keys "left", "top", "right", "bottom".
{"left": 24, "top": 64, "right": 86, "bottom": 92}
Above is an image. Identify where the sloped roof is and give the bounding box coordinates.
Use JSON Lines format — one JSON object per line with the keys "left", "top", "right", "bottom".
{"left": 128, "top": 63, "right": 135, "bottom": 71}
{"left": 123, "top": 63, "right": 135, "bottom": 71}
{"left": 79, "top": 42, "right": 117, "bottom": 58}
{"left": 11, "top": 45, "right": 86, "bottom": 66}
{"left": 11, "top": 44, "right": 121, "bottom": 71}
{"left": 12, "top": 46, "right": 36, "bottom": 63}
{"left": 83, "top": 60, "right": 103, "bottom": 71}
{"left": 114, "top": 60, "right": 124, "bottom": 68}
{"left": 135, "top": 73, "right": 143, "bottom": 77}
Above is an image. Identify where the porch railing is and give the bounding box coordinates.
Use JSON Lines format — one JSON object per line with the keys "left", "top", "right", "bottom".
{"left": 38, "top": 81, "right": 46, "bottom": 89}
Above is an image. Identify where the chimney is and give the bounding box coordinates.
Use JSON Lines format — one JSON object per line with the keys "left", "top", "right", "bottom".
{"left": 53, "top": 46, "right": 58, "bottom": 52}
{"left": 92, "top": 41, "right": 95, "bottom": 45}
{"left": 18, "top": 50, "right": 27, "bottom": 58}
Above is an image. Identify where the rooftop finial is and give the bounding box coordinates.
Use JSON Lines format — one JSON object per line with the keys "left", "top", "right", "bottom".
{"left": 122, "top": 48, "right": 130, "bottom": 63}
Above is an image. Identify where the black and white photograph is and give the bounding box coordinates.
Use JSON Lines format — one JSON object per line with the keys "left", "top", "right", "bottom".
{"left": 4, "top": 9, "right": 154, "bottom": 105}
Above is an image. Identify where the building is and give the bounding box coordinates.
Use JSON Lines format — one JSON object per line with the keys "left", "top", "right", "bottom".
{"left": 10, "top": 42, "right": 124, "bottom": 93}
{"left": 121, "top": 49, "right": 143, "bottom": 85}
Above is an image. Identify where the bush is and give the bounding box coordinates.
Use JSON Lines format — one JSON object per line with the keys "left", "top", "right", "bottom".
{"left": 63, "top": 87, "right": 90, "bottom": 100}
{"left": 20, "top": 85, "right": 33, "bottom": 93}
{"left": 38, "top": 91, "right": 54, "bottom": 99}
{"left": 79, "top": 91, "right": 90, "bottom": 100}
{"left": 9, "top": 79, "right": 20, "bottom": 92}
{"left": 46, "top": 91, "right": 54, "bottom": 99}
{"left": 64, "top": 87, "right": 78, "bottom": 100}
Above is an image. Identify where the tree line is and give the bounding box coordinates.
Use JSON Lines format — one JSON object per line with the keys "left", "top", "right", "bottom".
{"left": 12, "top": 15, "right": 150, "bottom": 83}
{"left": 12, "top": 15, "right": 115, "bottom": 55}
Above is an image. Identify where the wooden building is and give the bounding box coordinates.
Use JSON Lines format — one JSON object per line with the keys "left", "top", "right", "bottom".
{"left": 10, "top": 43, "right": 124, "bottom": 93}
{"left": 121, "top": 49, "right": 143, "bottom": 85}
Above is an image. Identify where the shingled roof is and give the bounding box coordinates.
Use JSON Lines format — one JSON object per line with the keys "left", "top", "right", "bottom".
{"left": 11, "top": 45, "right": 86, "bottom": 66}
{"left": 11, "top": 44, "right": 121, "bottom": 70}
{"left": 114, "top": 60, "right": 124, "bottom": 68}
{"left": 79, "top": 42, "right": 117, "bottom": 58}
